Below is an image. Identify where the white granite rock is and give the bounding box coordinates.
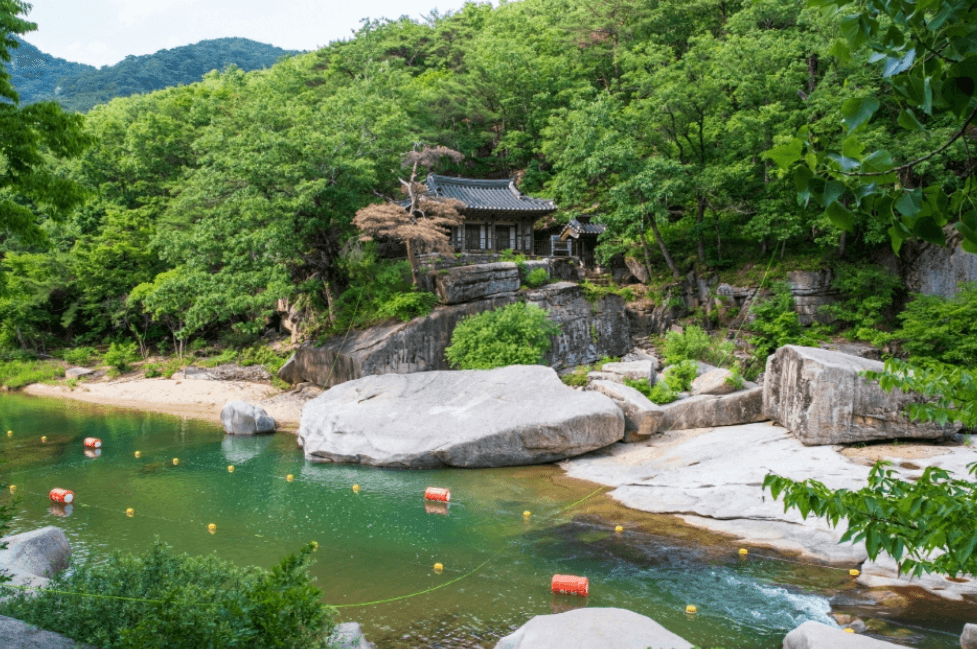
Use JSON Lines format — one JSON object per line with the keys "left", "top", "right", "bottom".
{"left": 494, "top": 608, "right": 692, "bottom": 649}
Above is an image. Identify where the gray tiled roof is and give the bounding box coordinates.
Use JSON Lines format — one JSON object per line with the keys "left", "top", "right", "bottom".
{"left": 563, "top": 218, "right": 606, "bottom": 237}
{"left": 426, "top": 175, "right": 557, "bottom": 214}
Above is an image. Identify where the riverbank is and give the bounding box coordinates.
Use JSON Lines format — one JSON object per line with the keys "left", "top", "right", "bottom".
{"left": 22, "top": 377, "right": 308, "bottom": 431}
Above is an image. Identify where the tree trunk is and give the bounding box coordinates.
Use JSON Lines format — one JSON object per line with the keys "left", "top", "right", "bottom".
{"left": 639, "top": 213, "right": 653, "bottom": 280}
{"left": 322, "top": 281, "right": 337, "bottom": 324}
{"left": 838, "top": 230, "right": 847, "bottom": 259}
{"left": 405, "top": 238, "right": 420, "bottom": 287}
{"left": 696, "top": 194, "right": 707, "bottom": 265}
{"left": 648, "top": 214, "right": 681, "bottom": 278}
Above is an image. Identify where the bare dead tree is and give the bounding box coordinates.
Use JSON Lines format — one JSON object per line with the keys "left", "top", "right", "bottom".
{"left": 353, "top": 145, "right": 465, "bottom": 286}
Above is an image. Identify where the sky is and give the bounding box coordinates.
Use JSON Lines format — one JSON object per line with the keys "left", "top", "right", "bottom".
{"left": 19, "top": 0, "right": 478, "bottom": 68}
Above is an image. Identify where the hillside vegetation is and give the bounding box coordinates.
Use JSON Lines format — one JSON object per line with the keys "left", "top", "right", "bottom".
{"left": 9, "top": 36, "right": 300, "bottom": 112}
{"left": 1, "top": 0, "right": 972, "bottom": 359}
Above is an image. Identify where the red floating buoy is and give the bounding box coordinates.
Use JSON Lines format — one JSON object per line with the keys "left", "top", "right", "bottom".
{"left": 551, "top": 574, "right": 589, "bottom": 597}
{"left": 424, "top": 487, "right": 451, "bottom": 502}
{"left": 83, "top": 437, "right": 102, "bottom": 449}
{"left": 49, "top": 488, "right": 75, "bottom": 504}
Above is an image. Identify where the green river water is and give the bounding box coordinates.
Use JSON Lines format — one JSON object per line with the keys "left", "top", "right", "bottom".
{"left": 0, "top": 392, "right": 968, "bottom": 648}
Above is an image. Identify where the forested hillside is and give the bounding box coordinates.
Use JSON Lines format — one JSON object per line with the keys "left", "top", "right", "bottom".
{"left": 1, "top": 0, "right": 972, "bottom": 356}
{"left": 9, "top": 36, "right": 300, "bottom": 112}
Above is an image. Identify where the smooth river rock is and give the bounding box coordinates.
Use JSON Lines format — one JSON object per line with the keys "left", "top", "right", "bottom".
{"left": 782, "top": 621, "right": 907, "bottom": 648}
{"left": 220, "top": 401, "right": 276, "bottom": 435}
{"left": 587, "top": 380, "right": 664, "bottom": 442}
{"left": 0, "top": 526, "right": 71, "bottom": 579}
{"left": 493, "top": 608, "right": 692, "bottom": 649}
{"left": 763, "top": 345, "right": 954, "bottom": 445}
{"left": 298, "top": 365, "right": 625, "bottom": 468}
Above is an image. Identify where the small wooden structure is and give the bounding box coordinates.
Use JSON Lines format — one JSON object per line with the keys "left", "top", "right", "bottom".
{"left": 423, "top": 175, "right": 557, "bottom": 254}
{"left": 533, "top": 216, "right": 606, "bottom": 268}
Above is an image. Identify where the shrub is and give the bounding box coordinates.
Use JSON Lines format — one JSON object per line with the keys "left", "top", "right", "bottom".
{"left": 376, "top": 291, "right": 439, "bottom": 322}
{"left": 820, "top": 264, "right": 901, "bottom": 344}
{"left": 624, "top": 377, "right": 679, "bottom": 404}
{"left": 663, "top": 325, "right": 734, "bottom": 367}
{"left": 62, "top": 347, "right": 97, "bottom": 366}
{"left": 662, "top": 359, "right": 698, "bottom": 392}
{"left": 103, "top": 342, "right": 139, "bottom": 372}
{"left": 143, "top": 363, "right": 163, "bottom": 378}
{"left": 0, "top": 360, "right": 65, "bottom": 389}
{"left": 724, "top": 365, "right": 746, "bottom": 391}
{"left": 895, "top": 283, "right": 977, "bottom": 368}
{"left": 748, "top": 281, "right": 825, "bottom": 360}
{"left": 446, "top": 302, "right": 562, "bottom": 370}
{"left": 525, "top": 268, "right": 549, "bottom": 288}
{"left": 0, "top": 541, "right": 334, "bottom": 649}
{"left": 162, "top": 358, "right": 185, "bottom": 379}
{"left": 561, "top": 366, "right": 590, "bottom": 387}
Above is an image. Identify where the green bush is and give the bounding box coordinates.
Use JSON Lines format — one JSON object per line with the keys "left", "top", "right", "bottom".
{"left": 143, "top": 363, "right": 162, "bottom": 378}
{"left": 376, "top": 291, "right": 439, "bottom": 322}
{"left": 62, "top": 347, "right": 97, "bottom": 366}
{"left": 895, "top": 283, "right": 977, "bottom": 368}
{"left": 162, "top": 358, "right": 185, "bottom": 379}
{"left": 663, "top": 325, "right": 734, "bottom": 367}
{"left": 561, "top": 365, "right": 590, "bottom": 387}
{"left": 724, "top": 365, "right": 746, "bottom": 390}
{"left": 748, "top": 281, "right": 825, "bottom": 360}
{"left": 525, "top": 268, "right": 549, "bottom": 288}
{"left": 0, "top": 541, "right": 334, "bottom": 649}
{"left": 624, "top": 377, "right": 679, "bottom": 404}
{"left": 446, "top": 302, "right": 562, "bottom": 370}
{"left": 820, "top": 264, "right": 901, "bottom": 344}
{"left": 0, "top": 360, "right": 65, "bottom": 389}
{"left": 662, "top": 359, "right": 698, "bottom": 392}
{"left": 103, "top": 342, "right": 139, "bottom": 372}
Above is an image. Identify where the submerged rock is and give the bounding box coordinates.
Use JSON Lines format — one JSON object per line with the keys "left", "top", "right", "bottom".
{"left": 220, "top": 401, "right": 276, "bottom": 435}
{"left": 494, "top": 607, "right": 692, "bottom": 649}
{"left": 763, "top": 345, "right": 954, "bottom": 445}
{"left": 298, "top": 365, "right": 624, "bottom": 468}
{"left": 328, "top": 622, "right": 374, "bottom": 649}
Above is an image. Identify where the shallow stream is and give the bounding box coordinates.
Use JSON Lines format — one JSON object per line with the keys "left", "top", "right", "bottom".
{"left": 0, "top": 392, "right": 966, "bottom": 648}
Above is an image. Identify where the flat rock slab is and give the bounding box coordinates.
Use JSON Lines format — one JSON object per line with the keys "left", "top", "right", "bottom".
{"left": 763, "top": 345, "right": 953, "bottom": 445}
{"left": 493, "top": 608, "right": 692, "bottom": 649}
{"left": 64, "top": 367, "right": 93, "bottom": 378}
{"left": 783, "top": 621, "right": 907, "bottom": 648}
{"left": 0, "top": 527, "right": 70, "bottom": 579}
{"left": 600, "top": 361, "right": 655, "bottom": 382}
{"left": 587, "top": 380, "right": 663, "bottom": 442}
{"left": 298, "top": 365, "right": 624, "bottom": 468}
{"left": 0, "top": 615, "right": 98, "bottom": 649}
{"left": 857, "top": 552, "right": 977, "bottom": 602}
{"left": 659, "top": 388, "right": 765, "bottom": 431}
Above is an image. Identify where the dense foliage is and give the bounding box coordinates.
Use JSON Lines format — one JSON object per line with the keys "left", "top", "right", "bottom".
{"left": 9, "top": 37, "right": 300, "bottom": 112}
{"left": 894, "top": 283, "right": 977, "bottom": 367}
{"left": 0, "top": 541, "right": 334, "bottom": 649}
{"left": 446, "top": 302, "right": 561, "bottom": 370}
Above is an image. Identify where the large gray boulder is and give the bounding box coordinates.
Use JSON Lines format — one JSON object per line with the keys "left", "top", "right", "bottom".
{"left": 962, "top": 623, "right": 977, "bottom": 649}
{"left": 220, "top": 401, "right": 276, "bottom": 435}
{"left": 494, "top": 608, "right": 692, "bottom": 649}
{"left": 436, "top": 262, "right": 520, "bottom": 305}
{"left": 298, "top": 365, "right": 625, "bottom": 468}
{"left": 763, "top": 345, "right": 954, "bottom": 446}
{"left": 782, "top": 621, "right": 907, "bottom": 648}
{"left": 0, "top": 615, "right": 98, "bottom": 649}
{"left": 0, "top": 527, "right": 70, "bottom": 579}
{"left": 659, "top": 388, "right": 765, "bottom": 432}
{"left": 587, "top": 380, "right": 663, "bottom": 442}
{"left": 690, "top": 368, "right": 735, "bottom": 396}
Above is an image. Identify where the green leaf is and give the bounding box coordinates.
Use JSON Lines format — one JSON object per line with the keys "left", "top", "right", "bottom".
{"left": 826, "top": 201, "right": 855, "bottom": 232}
{"left": 841, "top": 97, "right": 881, "bottom": 132}
{"left": 896, "top": 189, "right": 922, "bottom": 217}
{"left": 823, "top": 180, "right": 845, "bottom": 206}
{"left": 897, "top": 108, "right": 925, "bottom": 131}
{"left": 764, "top": 138, "right": 804, "bottom": 169}
{"left": 883, "top": 49, "right": 916, "bottom": 77}
{"left": 914, "top": 217, "right": 947, "bottom": 245}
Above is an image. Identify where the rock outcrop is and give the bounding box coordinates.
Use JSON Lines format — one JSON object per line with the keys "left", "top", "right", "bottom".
{"left": 587, "top": 380, "right": 663, "bottom": 442}
{"left": 0, "top": 526, "right": 71, "bottom": 579}
{"left": 783, "top": 621, "right": 907, "bottom": 648}
{"left": 298, "top": 365, "right": 624, "bottom": 468}
{"left": 763, "top": 345, "right": 954, "bottom": 445}
{"left": 493, "top": 608, "right": 692, "bottom": 649}
{"left": 220, "top": 401, "right": 276, "bottom": 435}
{"left": 436, "top": 262, "right": 521, "bottom": 305}
{"left": 659, "top": 388, "right": 765, "bottom": 431}
{"left": 279, "top": 282, "right": 630, "bottom": 387}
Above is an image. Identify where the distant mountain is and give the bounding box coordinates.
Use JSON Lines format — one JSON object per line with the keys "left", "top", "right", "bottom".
{"left": 8, "top": 37, "right": 302, "bottom": 112}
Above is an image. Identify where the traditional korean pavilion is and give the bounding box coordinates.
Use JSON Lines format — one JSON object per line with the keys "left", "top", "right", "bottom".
{"left": 533, "top": 215, "right": 606, "bottom": 267}
{"left": 423, "top": 175, "right": 557, "bottom": 254}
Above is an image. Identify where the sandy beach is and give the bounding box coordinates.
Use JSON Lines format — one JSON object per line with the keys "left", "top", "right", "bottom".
{"left": 23, "top": 377, "right": 310, "bottom": 431}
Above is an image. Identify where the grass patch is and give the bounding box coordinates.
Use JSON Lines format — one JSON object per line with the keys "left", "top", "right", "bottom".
{"left": 0, "top": 360, "right": 65, "bottom": 389}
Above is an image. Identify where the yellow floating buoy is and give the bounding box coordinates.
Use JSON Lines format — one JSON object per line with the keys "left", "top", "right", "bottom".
{"left": 433, "top": 562, "right": 444, "bottom": 574}
{"left": 523, "top": 510, "right": 531, "bottom": 518}
{"left": 9, "top": 485, "right": 15, "bottom": 494}
{"left": 843, "top": 628, "right": 855, "bottom": 634}
{"left": 685, "top": 605, "right": 697, "bottom": 614}
{"left": 285, "top": 474, "right": 294, "bottom": 482}
{"left": 227, "top": 465, "right": 235, "bottom": 473}
{"left": 134, "top": 450, "right": 141, "bottom": 458}
{"left": 849, "top": 568, "right": 860, "bottom": 577}
{"left": 7, "top": 430, "right": 12, "bottom": 438}
{"left": 739, "top": 548, "right": 749, "bottom": 556}
{"left": 41, "top": 436, "right": 47, "bottom": 443}
{"left": 615, "top": 525, "right": 624, "bottom": 533}
{"left": 311, "top": 541, "right": 318, "bottom": 551}
{"left": 172, "top": 458, "right": 179, "bottom": 466}
{"left": 351, "top": 484, "right": 360, "bottom": 492}
{"left": 208, "top": 523, "right": 217, "bottom": 534}
{"left": 126, "top": 508, "right": 134, "bottom": 517}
